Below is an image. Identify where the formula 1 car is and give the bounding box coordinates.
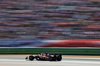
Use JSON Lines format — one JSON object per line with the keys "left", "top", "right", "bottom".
{"left": 25, "top": 53, "right": 62, "bottom": 61}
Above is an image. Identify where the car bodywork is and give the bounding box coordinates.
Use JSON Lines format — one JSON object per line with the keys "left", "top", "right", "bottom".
{"left": 25, "top": 53, "right": 62, "bottom": 61}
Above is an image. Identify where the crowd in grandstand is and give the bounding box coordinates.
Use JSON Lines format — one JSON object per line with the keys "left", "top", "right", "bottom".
{"left": 0, "top": 0, "right": 100, "bottom": 40}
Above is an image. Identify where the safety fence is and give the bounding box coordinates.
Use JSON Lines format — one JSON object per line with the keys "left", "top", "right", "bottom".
{"left": 0, "top": 48, "right": 100, "bottom": 55}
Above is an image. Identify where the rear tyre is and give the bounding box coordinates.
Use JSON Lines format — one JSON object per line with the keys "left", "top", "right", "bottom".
{"left": 56, "top": 54, "right": 62, "bottom": 61}
{"left": 53, "top": 55, "right": 56, "bottom": 61}
{"left": 49, "top": 56, "right": 53, "bottom": 61}
{"left": 29, "top": 56, "right": 34, "bottom": 61}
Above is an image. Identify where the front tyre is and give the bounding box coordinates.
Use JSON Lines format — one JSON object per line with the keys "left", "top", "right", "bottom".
{"left": 29, "top": 56, "right": 34, "bottom": 61}
{"left": 36, "top": 56, "right": 40, "bottom": 61}
{"left": 25, "top": 56, "right": 28, "bottom": 59}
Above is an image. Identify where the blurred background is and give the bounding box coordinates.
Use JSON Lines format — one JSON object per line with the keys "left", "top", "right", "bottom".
{"left": 0, "top": 0, "right": 100, "bottom": 47}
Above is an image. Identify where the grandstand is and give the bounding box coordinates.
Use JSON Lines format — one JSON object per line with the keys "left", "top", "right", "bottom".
{"left": 0, "top": 0, "right": 100, "bottom": 40}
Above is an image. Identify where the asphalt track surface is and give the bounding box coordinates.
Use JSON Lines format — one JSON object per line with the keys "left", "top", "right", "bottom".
{"left": 0, "top": 55, "right": 100, "bottom": 66}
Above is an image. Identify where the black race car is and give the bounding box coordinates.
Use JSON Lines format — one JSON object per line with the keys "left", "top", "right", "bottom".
{"left": 25, "top": 53, "right": 62, "bottom": 61}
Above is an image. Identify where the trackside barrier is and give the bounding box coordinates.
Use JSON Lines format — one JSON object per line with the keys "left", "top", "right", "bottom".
{"left": 0, "top": 48, "right": 100, "bottom": 55}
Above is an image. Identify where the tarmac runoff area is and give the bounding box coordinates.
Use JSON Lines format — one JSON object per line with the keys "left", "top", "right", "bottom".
{"left": 0, "top": 55, "right": 100, "bottom": 66}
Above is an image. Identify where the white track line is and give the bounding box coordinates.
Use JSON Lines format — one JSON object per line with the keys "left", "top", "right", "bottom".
{"left": 0, "top": 59, "right": 100, "bottom": 64}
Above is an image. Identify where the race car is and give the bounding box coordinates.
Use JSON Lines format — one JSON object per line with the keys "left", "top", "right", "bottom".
{"left": 25, "top": 53, "right": 62, "bottom": 61}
